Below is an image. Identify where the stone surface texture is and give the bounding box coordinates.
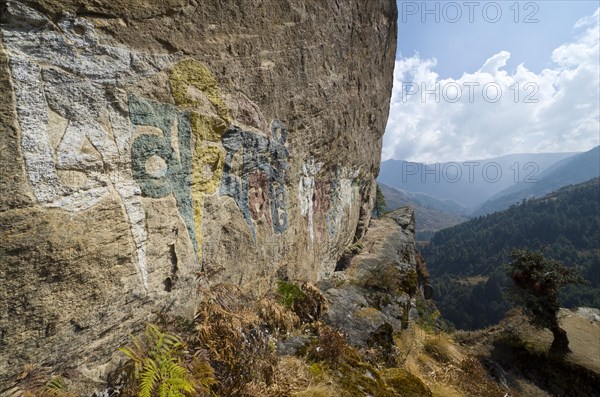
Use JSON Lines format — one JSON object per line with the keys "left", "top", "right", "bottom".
{"left": 0, "top": 0, "right": 397, "bottom": 387}
{"left": 319, "top": 207, "right": 419, "bottom": 347}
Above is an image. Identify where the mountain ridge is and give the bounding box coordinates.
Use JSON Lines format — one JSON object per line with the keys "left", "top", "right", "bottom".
{"left": 379, "top": 151, "right": 580, "bottom": 211}
{"left": 379, "top": 183, "right": 469, "bottom": 240}
{"left": 474, "top": 146, "right": 600, "bottom": 216}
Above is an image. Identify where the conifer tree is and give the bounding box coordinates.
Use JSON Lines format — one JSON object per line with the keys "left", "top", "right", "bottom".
{"left": 506, "top": 248, "right": 586, "bottom": 354}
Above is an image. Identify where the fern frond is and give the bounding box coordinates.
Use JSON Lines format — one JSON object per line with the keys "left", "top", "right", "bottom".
{"left": 15, "top": 364, "right": 51, "bottom": 391}
{"left": 45, "top": 376, "right": 66, "bottom": 392}
{"left": 139, "top": 358, "right": 159, "bottom": 397}
{"left": 119, "top": 347, "right": 138, "bottom": 362}
{"left": 164, "top": 333, "right": 182, "bottom": 347}
{"left": 120, "top": 323, "right": 204, "bottom": 397}
{"left": 120, "top": 333, "right": 147, "bottom": 366}
{"left": 167, "top": 362, "right": 186, "bottom": 378}
{"left": 44, "top": 376, "right": 77, "bottom": 397}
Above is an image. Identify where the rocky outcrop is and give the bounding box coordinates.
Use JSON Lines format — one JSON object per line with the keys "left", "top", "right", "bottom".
{"left": 0, "top": 0, "right": 396, "bottom": 387}
{"left": 319, "top": 207, "right": 420, "bottom": 348}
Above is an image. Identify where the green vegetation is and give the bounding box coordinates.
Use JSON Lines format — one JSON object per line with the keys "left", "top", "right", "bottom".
{"left": 506, "top": 248, "right": 586, "bottom": 353}
{"left": 373, "top": 183, "right": 387, "bottom": 218}
{"left": 119, "top": 324, "right": 215, "bottom": 397}
{"left": 110, "top": 283, "right": 438, "bottom": 397}
{"left": 277, "top": 280, "right": 306, "bottom": 309}
{"left": 43, "top": 377, "right": 71, "bottom": 397}
{"left": 6, "top": 281, "right": 524, "bottom": 397}
{"left": 422, "top": 178, "right": 600, "bottom": 330}
{"left": 276, "top": 281, "right": 327, "bottom": 323}
{"left": 415, "top": 299, "right": 444, "bottom": 333}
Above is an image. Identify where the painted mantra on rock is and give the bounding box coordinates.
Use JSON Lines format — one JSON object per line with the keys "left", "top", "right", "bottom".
{"left": 0, "top": 1, "right": 239, "bottom": 289}
{"left": 129, "top": 95, "right": 198, "bottom": 256}
{"left": 298, "top": 160, "right": 359, "bottom": 244}
{"left": 220, "top": 122, "right": 290, "bottom": 239}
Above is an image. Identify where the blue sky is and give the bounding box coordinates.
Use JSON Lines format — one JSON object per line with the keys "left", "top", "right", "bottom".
{"left": 384, "top": 1, "right": 600, "bottom": 162}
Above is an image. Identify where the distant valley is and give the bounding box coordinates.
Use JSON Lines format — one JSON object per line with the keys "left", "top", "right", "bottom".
{"left": 420, "top": 177, "right": 600, "bottom": 330}
{"left": 380, "top": 183, "right": 469, "bottom": 240}
{"left": 473, "top": 146, "right": 600, "bottom": 216}
{"left": 378, "top": 148, "right": 599, "bottom": 217}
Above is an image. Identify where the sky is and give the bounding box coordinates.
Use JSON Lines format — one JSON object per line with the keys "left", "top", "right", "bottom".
{"left": 383, "top": 1, "right": 600, "bottom": 162}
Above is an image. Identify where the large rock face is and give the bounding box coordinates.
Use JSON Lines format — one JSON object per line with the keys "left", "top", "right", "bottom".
{"left": 0, "top": 0, "right": 396, "bottom": 386}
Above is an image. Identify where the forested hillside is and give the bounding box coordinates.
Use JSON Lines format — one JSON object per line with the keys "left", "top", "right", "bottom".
{"left": 422, "top": 178, "right": 600, "bottom": 330}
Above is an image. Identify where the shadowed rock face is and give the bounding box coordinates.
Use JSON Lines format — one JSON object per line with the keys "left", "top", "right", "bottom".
{"left": 320, "top": 207, "right": 420, "bottom": 348}
{"left": 0, "top": 0, "right": 396, "bottom": 386}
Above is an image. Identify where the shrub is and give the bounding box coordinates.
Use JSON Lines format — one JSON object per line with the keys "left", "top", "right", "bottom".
{"left": 277, "top": 281, "right": 305, "bottom": 309}
{"left": 506, "top": 248, "right": 586, "bottom": 353}
{"left": 416, "top": 300, "right": 441, "bottom": 333}
{"left": 276, "top": 281, "right": 327, "bottom": 323}
{"left": 193, "top": 284, "right": 277, "bottom": 396}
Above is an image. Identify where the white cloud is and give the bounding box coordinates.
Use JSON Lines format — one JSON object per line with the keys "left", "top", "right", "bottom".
{"left": 383, "top": 8, "right": 600, "bottom": 162}
{"left": 574, "top": 7, "right": 600, "bottom": 29}
{"left": 478, "top": 51, "right": 511, "bottom": 74}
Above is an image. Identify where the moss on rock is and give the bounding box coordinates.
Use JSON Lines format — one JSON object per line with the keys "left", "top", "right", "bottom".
{"left": 383, "top": 368, "right": 432, "bottom": 397}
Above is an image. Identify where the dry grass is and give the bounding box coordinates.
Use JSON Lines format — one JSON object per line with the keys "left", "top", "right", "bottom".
{"left": 305, "top": 324, "right": 354, "bottom": 366}
{"left": 188, "top": 282, "right": 335, "bottom": 396}
{"left": 192, "top": 284, "right": 279, "bottom": 396}
{"left": 263, "top": 356, "right": 342, "bottom": 397}
{"left": 268, "top": 356, "right": 313, "bottom": 394}
{"left": 428, "top": 383, "right": 464, "bottom": 397}
{"left": 255, "top": 295, "right": 300, "bottom": 334}
{"left": 2, "top": 366, "right": 76, "bottom": 397}
{"left": 293, "top": 385, "right": 342, "bottom": 397}
{"left": 423, "top": 334, "right": 463, "bottom": 364}
{"left": 301, "top": 323, "right": 434, "bottom": 396}
{"left": 393, "top": 324, "right": 521, "bottom": 397}
{"left": 276, "top": 281, "right": 329, "bottom": 324}
{"left": 5, "top": 281, "right": 528, "bottom": 397}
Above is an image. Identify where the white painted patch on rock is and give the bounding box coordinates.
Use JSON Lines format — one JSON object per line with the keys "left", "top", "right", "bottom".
{"left": 298, "top": 158, "right": 321, "bottom": 243}
{"left": 1, "top": 1, "right": 181, "bottom": 289}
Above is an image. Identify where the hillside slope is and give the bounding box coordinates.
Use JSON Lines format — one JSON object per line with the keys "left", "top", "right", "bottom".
{"left": 379, "top": 152, "right": 578, "bottom": 211}
{"left": 475, "top": 146, "right": 600, "bottom": 216}
{"left": 422, "top": 178, "right": 600, "bottom": 330}
{"left": 0, "top": 207, "right": 533, "bottom": 397}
